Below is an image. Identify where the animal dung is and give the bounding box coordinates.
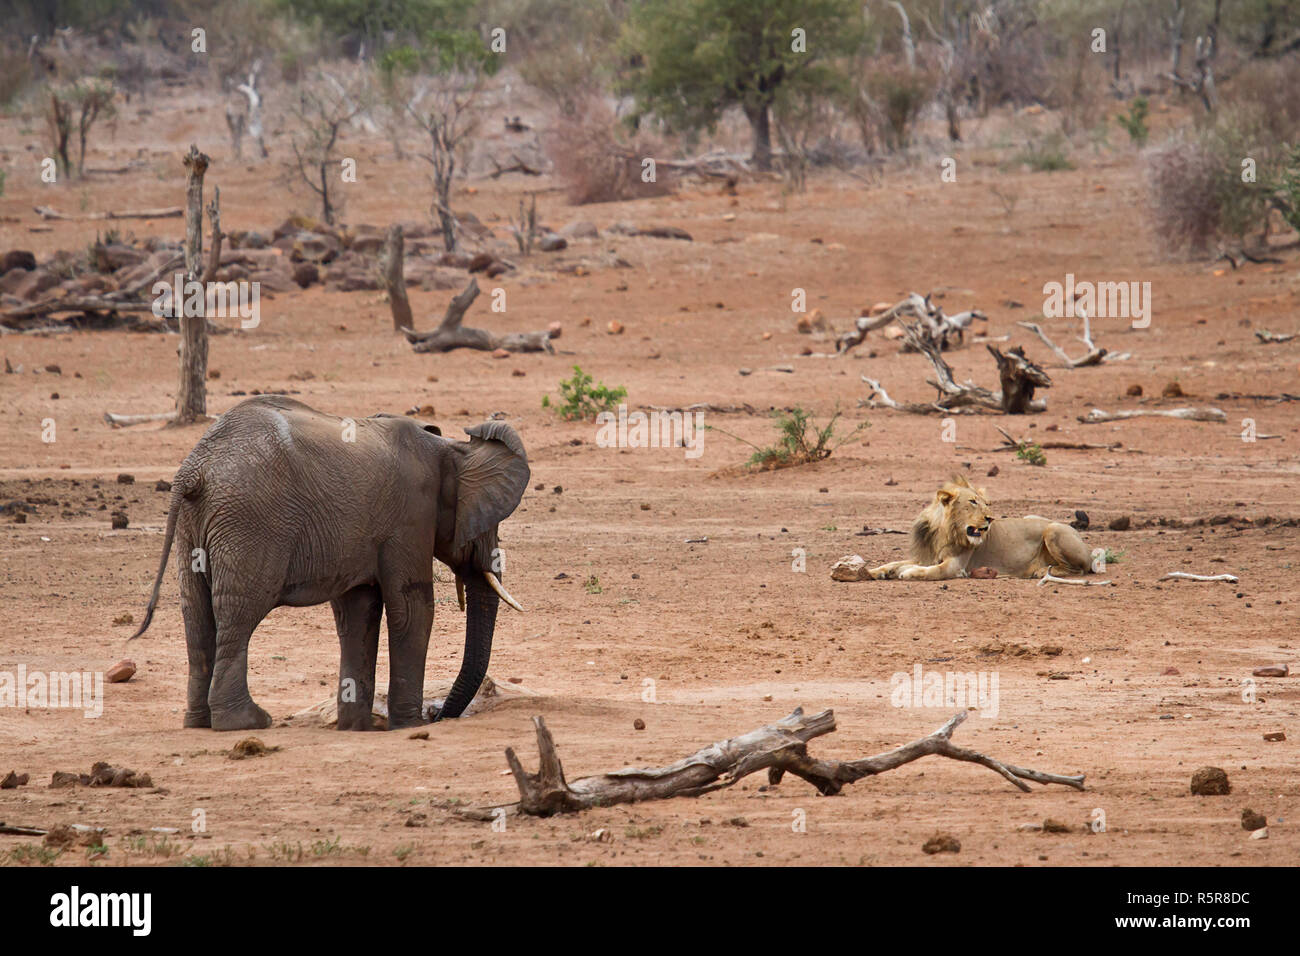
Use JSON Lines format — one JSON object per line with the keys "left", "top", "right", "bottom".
{"left": 1189, "top": 766, "right": 1230, "bottom": 796}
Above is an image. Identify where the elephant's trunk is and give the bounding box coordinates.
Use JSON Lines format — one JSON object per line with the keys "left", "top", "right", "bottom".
{"left": 436, "top": 570, "right": 498, "bottom": 719}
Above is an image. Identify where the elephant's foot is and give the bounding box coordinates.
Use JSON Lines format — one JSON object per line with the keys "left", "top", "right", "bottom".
{"left": 336, "top": 704, "right": 376, "bottom": 732}
{"left": 210, "top": 699, "right": 273, "bottom": 731}
{"left": 387, "top": 710, "right": 427, "bottom": 731}
{"left": 183, "top": 707, "right": 212, "bottom": 729}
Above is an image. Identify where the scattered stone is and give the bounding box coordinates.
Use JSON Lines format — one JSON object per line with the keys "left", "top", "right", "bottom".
{"left": 405, "top": 812, "right": 428, "bottom": 827}
{"left": 634, "top": 718, "right": 646, "bottom": 730}
{"left": 1, "top": 770, "right": 29, "bottom": 789}
{"left": 1042, "top": 818, "right": 1071, "bottom": 833}
{"left": 1241, "top": 809, "right": 1267, "bottom": 831}
{"left": 155, "top": 479, "right": 172, "bottom": 492}
{"left": 830, "top": 554, "right": 871, "bottom": 582}
{"left": 1070, "top": 510, "right": 1089, "bottom": 530}
{"left": 538, "top": 233, "right": 567, "bottom": 252}
{"left": 1252, "top": 664, "right": 1289, "bottom": 677}
{"left": 105, "top": 660, "right": 136, "bottom": 683}
{"left": 408, "top": 731, "right": 429, "bottom": 740}
{"left": 228, "top": 737, "right": 279, "bottom": 760}
{"left": 467, "top": 252, "right": 494, "bottom": 273}
{"left": 110, "top": 511, "right": 128, "bottom": 530}
{"left": 0, "top": 250, "right": 37, "bottom": 272}
{"left": 986, "top": 464, "right": 999, "bottom": 477}
{"left": 1107, "top": 515, "right": 1131, "bottom": 531}
{"left": 1263, "top": 731, "right": 1286, "bottom": 742}
{"left": 491, "top": 348, "right": 510, "bottom": 359}
{"left": 292, "top": 261, "right": 319, "bottom": 288}
{"left": 560, "top": 221, "right": 599, "bottom": 239}
{"left": 1126, "top": 384, "right": 1143, "bottom": 397}
{"left": 1250, "top": 827, "right": 1268, "bottom": 839}
{"left": 607, "top": 320, "right": 624, "bottom": 335}
{"left": 1190, "top": 766, "right": 1230, "bottom": 796}
{"left": 970, "top": 566, "right": 998, "bottom": 579}
{"left": 116, "top": 473, "right": 135, "bottom": 484}
{"left": 922, "top": 832, "right": 961, "bottom": 854}
{"left": 1162, "top": 381, "right": 1185, "bottom": 397}
{"left": 50, "top": 762, "right": 153, "bottom": 788}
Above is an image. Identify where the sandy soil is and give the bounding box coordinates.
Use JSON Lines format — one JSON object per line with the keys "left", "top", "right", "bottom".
{"left": 1, "top": 92, "right": 1298, "bottom": 867}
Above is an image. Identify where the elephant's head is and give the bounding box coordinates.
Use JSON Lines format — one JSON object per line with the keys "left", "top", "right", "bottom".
{"left": 431, "top": 420, "right": 530, "bottom": 720}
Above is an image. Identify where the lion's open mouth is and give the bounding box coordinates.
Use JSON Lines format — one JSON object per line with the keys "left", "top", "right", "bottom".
{"left": 966, "top": 525, "right": 986, "bottom": 539}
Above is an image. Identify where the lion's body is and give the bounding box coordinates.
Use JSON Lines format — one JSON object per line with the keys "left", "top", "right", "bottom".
{"left": 870, "top": 477, "right": 1093, "bottom": 581}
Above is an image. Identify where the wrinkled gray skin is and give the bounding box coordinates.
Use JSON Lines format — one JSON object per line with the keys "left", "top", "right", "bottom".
{"left": 129, "top": 395, "right": 529, "bottom": 731}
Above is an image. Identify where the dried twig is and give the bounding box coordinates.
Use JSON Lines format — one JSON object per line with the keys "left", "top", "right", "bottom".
{"left": 1160, "top": 572, "right": 1238, "bottom": 583}
{"left": 1039, "top": 572, "right": 1110, "bottom": 587}
{"left": 1079, "top": 407, "right": 1226, "bottom": 424}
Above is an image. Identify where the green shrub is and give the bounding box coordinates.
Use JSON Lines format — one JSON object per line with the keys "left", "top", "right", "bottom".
{"left": 543, "top": 366, "right": 627, "bottom": 421}
{"left": 1116, "top": 96, "right": 1149, "bottom": 146}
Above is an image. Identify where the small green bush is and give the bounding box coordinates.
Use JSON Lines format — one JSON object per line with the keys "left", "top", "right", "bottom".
{"left": 543, "top": 366, "right": 627, "bottom": 421}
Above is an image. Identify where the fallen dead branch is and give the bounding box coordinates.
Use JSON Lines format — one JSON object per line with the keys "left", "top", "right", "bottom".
{"left": 398, "top": 278, "right": 556, "bottom": 354}
{"left": 1079, "top": 406, "right": 1226, "bottom": 424}
{"left": 34, "top": 204, "right": 182, "bottom": 221}
{"left": 837, "top": 292, "right": 981, "bottom": 355}
{"left": 1017, "top": 309, "right": 1131, "bottom": 367}
{"left": 862, "top": 320, "right": 1049, "bottom": 415}
{"left": 1039, "top": 572, "right": 1110, "bottom": 587}
{"left": 993, "top": 426, "right": 1120, "bottom": 453}
{"left": 489, "top": 708, "right": 1083, "bottom": 817}
{"left": 1254, "top": 330, "right": 1296, "bottom": 344}
{"left": 1160, "top": 572, "right": 1238, "bottom": 583}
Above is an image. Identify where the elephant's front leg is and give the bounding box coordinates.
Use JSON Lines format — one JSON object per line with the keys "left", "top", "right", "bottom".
{"left": 331, "top": 584, "right": 383, "bottom": 731}
{"left": 381, "top": 578, "right": 434, "bottom": 730}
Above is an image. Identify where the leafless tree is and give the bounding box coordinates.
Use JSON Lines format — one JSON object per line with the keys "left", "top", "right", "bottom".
{"left": 285, "top": 71, "right": 362, "bottom": 225}
{"left": 407, "top": 71, "right": 482, "bottom": 252}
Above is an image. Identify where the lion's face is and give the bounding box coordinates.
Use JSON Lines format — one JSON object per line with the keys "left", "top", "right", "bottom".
{"left": 937, "top": 479, "right": 993, "bottom": 548}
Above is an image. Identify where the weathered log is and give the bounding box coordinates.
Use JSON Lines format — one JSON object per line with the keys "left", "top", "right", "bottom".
{"left": 399, "top": 277, "right": 556, "bottom": 354}
{"left": 989, "top": 344, "right": 1052, "bottom": 414}
{"left": 174, "top": 145, "right": 210, "bottom": 425}
{"left": 34, "top": 204, "right": 182, "bottom": 221}
{"left": 1078, "top": 406, "right": 1226, "bottom": 424}
{"left": 493, "top": 708, "right": 1084, "bottom": 817}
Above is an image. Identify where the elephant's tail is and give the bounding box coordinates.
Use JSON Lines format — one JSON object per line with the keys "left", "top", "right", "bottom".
{"left": 127, "top": 475, "right": 194, "bottom": 642}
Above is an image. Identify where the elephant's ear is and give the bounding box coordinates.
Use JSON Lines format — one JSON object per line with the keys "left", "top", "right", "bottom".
{"left": 453, "top": 421, "right": 530, "bottom": 554}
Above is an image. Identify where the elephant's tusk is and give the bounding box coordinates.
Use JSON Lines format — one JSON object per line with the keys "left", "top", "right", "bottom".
{"left": 455, "top": 575, "right": 465, "bottom": 611}
{"left": 483, "top": 571, "right": 524, "bottom": 612}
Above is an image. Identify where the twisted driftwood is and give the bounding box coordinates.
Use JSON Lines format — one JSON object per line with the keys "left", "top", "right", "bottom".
{"left": 489, "top": 708, "right": 1083, "bottom": 817}
{"left": 862, "top": 319, "right": 1050, "bottom": 415}
{"left": 837, "top": 292, "right": 982, "bottom": 355}
{"left": 397, "top": 275, "right": 555, "bottom": 354}
{"left": 1017, "top": 307, "right": 1131, "bottom": 368}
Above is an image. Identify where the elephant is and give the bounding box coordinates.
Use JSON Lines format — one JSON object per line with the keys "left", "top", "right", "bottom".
{"left": 128, "top": 395, "right": 529, "bottom": 731}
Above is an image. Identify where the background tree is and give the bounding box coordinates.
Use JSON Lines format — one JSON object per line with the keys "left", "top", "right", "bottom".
{"left": 621, "top": 0, "right": 866, "bottom": 171}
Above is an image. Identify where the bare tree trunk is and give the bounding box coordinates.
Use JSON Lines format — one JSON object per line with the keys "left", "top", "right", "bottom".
{"left": 744, "top": 103, "right": 773, "bottom": 172}
{"left": 175, "top": 145, "right": 209, "bottom": 425}
{"left": 379, "top": 224, "right": 413, "bottom": 332}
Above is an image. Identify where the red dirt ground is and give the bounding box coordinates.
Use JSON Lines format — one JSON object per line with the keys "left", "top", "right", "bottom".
{"left": 1, "top": 94, "right": 1298, "bottom": 866}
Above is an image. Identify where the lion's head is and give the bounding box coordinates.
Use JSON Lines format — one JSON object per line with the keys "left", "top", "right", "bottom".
{"left": 911, "top": 476, "right": 993, "bottom": 562}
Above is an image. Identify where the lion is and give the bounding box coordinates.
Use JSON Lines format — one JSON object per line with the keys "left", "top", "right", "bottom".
{"left": 868, "top": 476, "right": 1094, "bottom": 581}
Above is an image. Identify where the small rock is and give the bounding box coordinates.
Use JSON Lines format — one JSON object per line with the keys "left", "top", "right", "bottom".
{"left": 405, "top": 812, "right": 428, "bottom": 827}
{"left": 155, "top": 479, "right": 172, "bottom": 492}
{"left": 633, "top": 718, "right": 645, "bottom": 730}
{"left": 511, "top": 369, "right": 526, "bottom": 377}
{"left": 986, "top": 464, "right": 999, "bottom": 477}
{"left": 1162, "top": 381, "right": 1185, "bottom": 398}
{"left": 552, "top": 485, "right": 563, "bottom": 494}
{"left": 538, "top": 233, "right": 567, "bottom": 252}
{"left": 1126, "top": 384, "right": 1143, "bottom": 397}
{"left": 640, "top": 503, "right": 650, "bottom": 511}
{"left": 547, "top": 321, "right": 562, "bottom": 338}
{"left": 1252, "top": 664, "right": 1289, "bottom": 677}
{"left": 105, "top": 660, "right": 136, "bottom": 683}
{"left": 116, "top": 473, "right": 135, "bottom": 484}
{"left": 1241, "top": 809, "right": 1267, "bottom": 831}
{"left": 1263, "top": 731, "right": 1286, "bottom": 742}
{"left": 1190, "top": 766, "right": 1230, "bottom": 796}
{"left": 1108, "top": 515, "right": 1131, "bottom": 531}
{"left": 830, "top": 554, "right": 871, "bottom": 582}
{"left": 922, "top": 832, "right": 961, "bottom": 854}
{"left": 1250, "top": 827, "right": 1268, "bottom": 840}
{"left": 1042, "top": 818, "right": 1071, "bottom": 833}
{"left": 970, "top": 566, "right": 998, "bottom": 579}
{"left": 1, "top": 770, "right": 30, "bottom": 789}
{"left": 607, "top": 320, "right": 624, "bottom": 335}
{"left": 110, "top": 512, "right": 128, "bottom": 530}
{"left": 408, "top": 731, "right": 429, "bottom": 740}
{"left": 491, "top": 348, "right": 510, "bottom": 359}
{"left": 1070, "top": 510, "right": 1089, "bottom": 530}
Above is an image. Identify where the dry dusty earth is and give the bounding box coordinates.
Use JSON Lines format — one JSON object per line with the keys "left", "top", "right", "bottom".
{"left": 1, "top": 100, "right": 1298, "bottom": 867}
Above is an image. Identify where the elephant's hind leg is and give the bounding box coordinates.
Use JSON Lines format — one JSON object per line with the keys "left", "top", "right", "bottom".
{"left": 332, "top": 584, "right": 383, "bottom": 731}
{"left": 1043, "top": 522, "right": 1091, "bottom": 574}
{"left": 180, "top": 563, "right": 216, "bottom": 728}
{"left": 208, "top": 593, "right": 275, "bottom": 732}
